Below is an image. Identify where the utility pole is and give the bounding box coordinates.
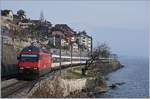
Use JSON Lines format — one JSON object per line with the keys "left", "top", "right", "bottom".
{"left": 80, "top": 45, "right": 81, "bottom": 68}
{"left": 70, "top": 42, "right": 73, "bottom": 70}
{"left": 59, "top": 35, "right": 62, "bottom": 75}
{"left": 91, "top": 37, "right": 93, "bottom": 54}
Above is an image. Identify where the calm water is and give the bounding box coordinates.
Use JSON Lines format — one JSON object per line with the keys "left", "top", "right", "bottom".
{"left": 97, "top": 57, "right": 149, "bottom": 98}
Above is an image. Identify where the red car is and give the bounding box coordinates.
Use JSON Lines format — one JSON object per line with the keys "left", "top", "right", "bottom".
{"left": 17, "top": 46, "right": 52, "bottom": 78}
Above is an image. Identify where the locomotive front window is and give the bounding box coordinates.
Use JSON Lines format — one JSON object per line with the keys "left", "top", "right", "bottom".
{"left": 20, "top": 54, "right": 39, "bottom": 62}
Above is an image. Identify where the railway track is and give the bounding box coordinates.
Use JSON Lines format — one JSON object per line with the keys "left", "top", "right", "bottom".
{"left": 1, "top": 63, "right": 86, "bottom": 98}
{"left": 1, "top": 80, "right": 31, "bottom": 98}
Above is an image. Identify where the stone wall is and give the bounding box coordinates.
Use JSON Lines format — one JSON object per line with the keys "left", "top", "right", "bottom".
{"left": 1, "top": 44, "right": 18, "bottom": 77}
{"left": 28, "top": 75, "right": 107, "bottom": 98}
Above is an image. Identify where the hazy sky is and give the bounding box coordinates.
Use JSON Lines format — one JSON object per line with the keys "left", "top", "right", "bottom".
{"left": 1, "top": 0, "right": 149, "bottom": 57}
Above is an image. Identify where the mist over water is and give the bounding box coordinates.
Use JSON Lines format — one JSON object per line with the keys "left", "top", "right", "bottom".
{"left": 96, "top": 57, "right": 149, "bottom": 98}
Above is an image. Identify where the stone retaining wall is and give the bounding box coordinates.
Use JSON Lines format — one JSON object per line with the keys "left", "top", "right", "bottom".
{"left": 60, "top": 78, "right": 87, "bottom": 96}
{"left": 27, "top": 76, "right": 107, "bottom": 98}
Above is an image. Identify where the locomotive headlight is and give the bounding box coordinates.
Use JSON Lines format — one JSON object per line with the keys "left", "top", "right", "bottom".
{"left": 33, "top": 67, "right": 38, "bottom": 70}
{"left": 20, "top": 67, "right": 24, "bottom": 69}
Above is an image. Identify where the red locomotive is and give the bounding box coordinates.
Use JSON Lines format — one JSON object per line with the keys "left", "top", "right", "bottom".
{"left": 17, "top": 45, "right": 53, "bottom": 78}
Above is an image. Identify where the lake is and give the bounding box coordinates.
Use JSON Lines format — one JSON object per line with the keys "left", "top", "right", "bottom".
{"left": 96, "top": 57, "right": 149, "bottom": 98}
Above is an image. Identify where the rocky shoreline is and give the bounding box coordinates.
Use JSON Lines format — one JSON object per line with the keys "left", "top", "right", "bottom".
{"left": 28, "top": 60, "right": 124, "bottom": 98}
{"left": 66, "top": 60, "right": 124, "bottom": 98}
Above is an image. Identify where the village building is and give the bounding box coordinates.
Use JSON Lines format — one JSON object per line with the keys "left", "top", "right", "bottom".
{"left": 50, "top": 24, "right": 76, "bottom": 50}
{"left": 76, "top": 31, "right": 92, "bottom": 52}
{"left": 1, "top": 9, "right": 92, "bottom": 53}
{"left": 18, "top": 19, "right": 33, "bottom": 29}
{"left": 1, "top": 10, "right": 14, "bottom": 22}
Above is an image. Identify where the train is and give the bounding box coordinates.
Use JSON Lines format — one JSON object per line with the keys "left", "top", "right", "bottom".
{"left": 17, "top": 45, "right": 88, "bottom": 78}
{"left": 52, "top": 55, "right": 88, "bottom": 67}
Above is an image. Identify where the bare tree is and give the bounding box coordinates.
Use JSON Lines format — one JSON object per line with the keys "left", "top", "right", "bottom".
{"left": 82, "top": 42, "right": 111, "bottom": 75}
{"left": 96, "top": 42, "right": 111, "bottom": 58}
